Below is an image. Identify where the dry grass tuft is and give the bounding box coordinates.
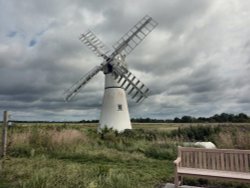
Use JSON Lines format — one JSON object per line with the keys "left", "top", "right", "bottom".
{"left": 11, "top": 132, "right": 30, "bottom": 145}
{"left": 215, "top": 131, "right": 250, "bottom": 149}
{"left": 50, "top": 129, "right": 87, "bottom": 145}
{"left": 9, "top": 129, "right": 88, "bottom": 151}
{"left": 215, "top": 132, "right": 234, "bottom": 149}
{"left": 234, "top": 131, "right": 250, "bottom": 149}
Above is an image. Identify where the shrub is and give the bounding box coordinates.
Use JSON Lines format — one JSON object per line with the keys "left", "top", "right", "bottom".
{"left": 120, "top": 129, "right": 157, "bottom": 141}
{"left": 169, "top": 125, "right": 221, "bottom": 141}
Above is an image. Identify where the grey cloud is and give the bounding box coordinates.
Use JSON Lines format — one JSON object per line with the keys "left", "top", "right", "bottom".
{"left": 1, "top": 0, "right": 250, "bottom": 120}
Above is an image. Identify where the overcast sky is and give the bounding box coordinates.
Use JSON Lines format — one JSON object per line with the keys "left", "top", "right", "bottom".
{"left": 1, "top": 0, "right": 250, "bottom": 121}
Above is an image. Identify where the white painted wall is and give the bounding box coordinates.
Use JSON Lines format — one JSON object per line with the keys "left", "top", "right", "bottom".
{"left": 99, "top": 73, "right": 132, "bottom": 132}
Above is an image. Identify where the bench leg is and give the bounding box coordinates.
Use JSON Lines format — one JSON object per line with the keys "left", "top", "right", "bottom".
{"left": 175, "top": 175, "right": 181, "bottom": 188}
{"left": 180, "top": 176, "right": 183, "bottom": 185}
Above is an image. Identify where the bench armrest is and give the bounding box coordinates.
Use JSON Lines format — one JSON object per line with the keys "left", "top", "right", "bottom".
{"left": 174, "top": 157, "right": 181, "bottom": 166}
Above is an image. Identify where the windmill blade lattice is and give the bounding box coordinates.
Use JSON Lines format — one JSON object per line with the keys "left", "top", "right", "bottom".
{"left": 79, "top": 30, "right": 110, "bottom": 58}
{"left": 112, "top": 15, "right": 158, "bottom": 57}
{"left": 112, "top": 64, "right": 149, "bottom": 103}
{"left": 64, "top": 65, "right": 103, "bottom": 101}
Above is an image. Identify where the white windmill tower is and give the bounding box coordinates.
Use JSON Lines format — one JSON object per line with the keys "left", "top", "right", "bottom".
{"left": 64, "top": 15, "right": 157, "bottom": 132}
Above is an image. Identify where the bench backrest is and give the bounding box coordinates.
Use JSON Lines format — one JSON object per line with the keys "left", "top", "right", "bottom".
{"left": 178, "top": 147, "right": 250, "bottom": 172}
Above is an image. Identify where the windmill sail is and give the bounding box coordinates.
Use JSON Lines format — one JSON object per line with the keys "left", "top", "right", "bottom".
{"left": 64, "top": 65, "right": 103, "bottom": 101}
{"left": 79, "top": 30, "right": 110, "bottom": 58}
{"left": 112, "top": 65, "right": 149, "bottom": 103}
{"left": 112, "top": 15, "right": 158, "bottom": 57}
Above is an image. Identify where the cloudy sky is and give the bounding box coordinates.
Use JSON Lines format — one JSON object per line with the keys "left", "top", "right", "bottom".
{"left": 1, "top": 0, "right": 250, "bottom": 121}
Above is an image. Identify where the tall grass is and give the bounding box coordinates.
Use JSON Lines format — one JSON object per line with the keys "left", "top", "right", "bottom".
{"left": 8, "top": 129, "right": 87, "bottom": 157}
{"left": 3, "top": 126, "right": 174, "bottom": 187}
{"left": 2, "top": 123, "right": 250, "bottom": 188}
{"left": 168, "top": 124, "right": 221, "bottom": 142}
{"left": 215, "top": 130, "right": 250, "bottom": 149}
{"left": 20, "top": 163, "right": 133, "bottom": 188}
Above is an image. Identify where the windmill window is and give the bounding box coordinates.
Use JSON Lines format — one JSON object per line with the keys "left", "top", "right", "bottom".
{"left": 118, "top": 104, "right": 123, "bottom": 111}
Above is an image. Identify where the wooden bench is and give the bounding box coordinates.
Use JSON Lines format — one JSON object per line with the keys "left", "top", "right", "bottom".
{"left": 174, "top": 147, "right": 250, "bottom": 188}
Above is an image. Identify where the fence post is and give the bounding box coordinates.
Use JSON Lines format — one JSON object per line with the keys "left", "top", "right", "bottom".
{"left": 1, "top": 111, "right": 8, "bottom": 157}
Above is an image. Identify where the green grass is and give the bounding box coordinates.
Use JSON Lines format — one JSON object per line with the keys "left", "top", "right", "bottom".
{"left": 1, "top": 155, "right": 172, "bottom": 188}
{"left": 1, "top": 154, "right": 172, "bottom": 188}
{"left": 1, "top": 123, "right": 250, "bottom": 188}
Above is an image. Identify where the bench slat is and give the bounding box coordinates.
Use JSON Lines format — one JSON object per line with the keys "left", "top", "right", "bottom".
{"left": 203, "top": 152, "right": 207, "bottom": 169}
{"left": 230, "top": 153, "right": 234, "bottom": 171}
{"left": 220, "top": 153, "right": 225, "bottom": 170}
{"left": 225, "top": 153, "right": 230, "bottom": 171}
{"left": 178, "top": 167, "right": 250, "bottom": 181}
{"left": 186, "top": 151, "right": 190, "bottom": 167}
{"left": 239, "top": 153, "right": 244, "bottom": 172}
{"left": 198, "top": 151, "right": 202, "bottom": 168}
{"left": 212, "top": 152, "right": 216, "bottom": 170}
{"left": 235, "top": 153, "right": 239, "bottom": 171}
{"left": 179, "top": 147, "right": 250, "bottom": 154}
{"left": 245, "top": 153, "right": 249, "bottom": 172}
{"left": 194, "top": 151, "right": 198, "bottom": 168}
{"left": 216, "top": 153, "right": 220, "bottom": 170}
{"left": 181, "top": 152, "right": 185, "bottom": 167}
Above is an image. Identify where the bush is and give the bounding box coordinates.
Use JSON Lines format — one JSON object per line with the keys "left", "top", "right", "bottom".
{"left": 9, "top": 145, "right": 32, "bottom": 158}
{"left": 169, "top": 125, "right": 221, "bottom": 141}
{"left": 120, "top": 129, "right": 157, "bottom": 141}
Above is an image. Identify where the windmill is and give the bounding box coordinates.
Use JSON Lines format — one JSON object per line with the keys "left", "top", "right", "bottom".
{"left": 64, "top": 15, "right": 158, "bottom": 132}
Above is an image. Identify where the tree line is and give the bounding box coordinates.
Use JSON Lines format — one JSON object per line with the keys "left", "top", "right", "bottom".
{"left": 132, "top": 113, "right": 250, "bottom": 123}
{"left": 6, "top": 113, "right": 250, "bottom": 123}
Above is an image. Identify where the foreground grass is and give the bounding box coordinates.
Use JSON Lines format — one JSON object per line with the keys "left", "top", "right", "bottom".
{"left": 2, "top": 155, "right": 172, "bottom": 188}
{"left": 1, "top": 125, "right": 177, "bottom": 188}
{"left": 1, "top": 123, "right": 250, "bottom": 188}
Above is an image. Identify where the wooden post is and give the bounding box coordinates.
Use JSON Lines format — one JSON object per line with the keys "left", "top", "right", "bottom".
{"left": 1, "top": 111, "right": 8, "bottom": 157}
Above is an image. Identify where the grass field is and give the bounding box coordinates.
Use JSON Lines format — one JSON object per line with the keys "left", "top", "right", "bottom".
{"left": 0, "top": 123, "right": 250, "bottom": 188}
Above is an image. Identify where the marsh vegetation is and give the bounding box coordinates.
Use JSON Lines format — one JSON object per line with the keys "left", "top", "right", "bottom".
{"left": 0, "top": 123, "right": 250, "bottom": 188}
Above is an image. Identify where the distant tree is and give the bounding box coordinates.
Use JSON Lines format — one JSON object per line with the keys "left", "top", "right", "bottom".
{"left": 130, "top": 112, "right": 249, "bottom": 123}
{"left": 197, "top": 117, "right": 208, "bottom": 123}
{"left": 173, "top": 117, "right": 181, "bottom": 123}
{"left": 181, "top": 116, "right": 193, "bottom": 123}
{"left": 211, "top": 114, "right": 220, "bottom": 122}
{"left": 220, "top": 113, "right": 229, "bottom": 122}
{"left": 235, "top": 113, "right": 248, "bottom": 122}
